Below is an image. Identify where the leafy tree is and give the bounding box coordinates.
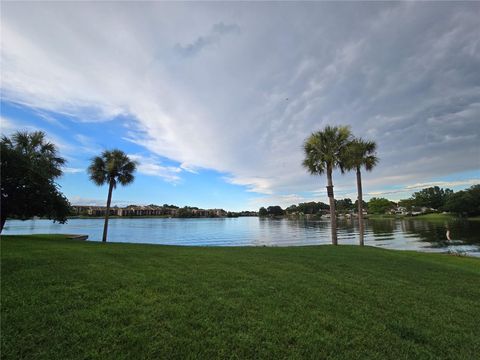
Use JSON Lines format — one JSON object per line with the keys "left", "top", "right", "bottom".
{"left": 258, "top": 207, "right": 268, "bottom": 216}
{"left": 285, "top": 205, "right": 298, "bottom": 213}
{"left": 354, "top": 200, "right": 367, "bottom": 212}
{"left": 335, "top": 198, "right": 354, "bottom": 213}
{"left": 177, "top": 207, "right": 192, "bottom": 218}
{"left": 398, "top": 198, "right": 415, "bottom": 212}
{"left": 0, "top": 131, "right": 71, "bottom": 232}
{"left": 367, "top": 197, "right": 393, "bottom": 215}
{"left": 341, "top": 138, "right": 378, "bottom": 245}
{"left": 88, "top": 150, "right": 137, "bottom": 242}
{"left": 163, "top": 204, "right": 179, "bottom": 209}
{"left": 444, "top": 185, "right": 480, "bottom": 216}
{"left": 296, "top": 202, "right": 327, "bottom": 214}
{"left": 303, "top": 125, "right": 352, "bottom": 245}
{"left": 267, "top": 206, "right": 284, "bottom": 216}
{"left": 410, "top": 186, "right": 453, "bottom": 210}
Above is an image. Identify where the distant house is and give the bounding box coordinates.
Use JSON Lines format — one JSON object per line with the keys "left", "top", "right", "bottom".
{"left": 411, "top": 207, "right": 435, "bottom": 216}
{"left": 71, "top": 204, "right": 227, "bottom": 218}
{"left": 71, "top": 205, "right": 113, "bottom": 216}
{"left": 389, "top": 206, "right": 408, "bottom": 215}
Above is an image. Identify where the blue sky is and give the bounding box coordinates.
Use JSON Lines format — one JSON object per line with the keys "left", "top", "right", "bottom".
{"left": 1, "top": 101, "right": 256, "bottom": 210}
{"left": 1, "top": 2, "right": 479, "bottom": 210}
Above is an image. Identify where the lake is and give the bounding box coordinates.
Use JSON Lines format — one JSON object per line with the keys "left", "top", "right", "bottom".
{"left": 3, "top": 216, "right": 480, "bottom": 256}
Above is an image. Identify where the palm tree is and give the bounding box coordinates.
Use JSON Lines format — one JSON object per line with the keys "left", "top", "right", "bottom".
{"left": 88, "top": 150, "right": 137, "bottom": 242}
{"left": 1, "top": 131, "right": 69, "bottom": 232}
{"left": 7, "top": 131, "right": 65, "bottom": 177}
{"left": 342, "top": 139, "right": 378, "bottom": 246}
{"left": 303, "top": 125, "right": 352, "bottom": 245}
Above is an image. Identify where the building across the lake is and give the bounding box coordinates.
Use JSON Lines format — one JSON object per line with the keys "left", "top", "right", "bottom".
{"left": 71, "top": 205, "right": 230, "bottom": 218}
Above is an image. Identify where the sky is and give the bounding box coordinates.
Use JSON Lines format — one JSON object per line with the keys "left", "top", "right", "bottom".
{"left": 1, "top": 2, "right": 479, "bottom": 211}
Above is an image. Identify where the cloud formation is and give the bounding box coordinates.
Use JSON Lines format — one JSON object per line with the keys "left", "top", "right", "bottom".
{"left": 174, "top": 22, "right": 240, "bottom": 57}
{"left": 128, "top": 154, "right": 183, "bottom": 184}
{"left": 62, "top": 167, "right": 84, "bottom": 174}
{"left": 1, "top": 2, "right": 479, "bottom": 203}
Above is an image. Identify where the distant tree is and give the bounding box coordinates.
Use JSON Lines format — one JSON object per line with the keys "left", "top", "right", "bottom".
{"left": 303, "top": 125, "right": 352, "bottom": 245}
{"left": 303, "top": 201, "right": 329, "bottom": 214}
{"left": 163, "top": 204, "right": 179, "bottom": 209}
{"left": 258, "top": 207, "right": 268, "bottom": 217}
{"left": 335, "top": 198, "right": 354, "bottom": 213}
{"left": 177, "top": 207, "right": 192, "bottom": 218}
{"left": 444, "top": 185, "right": 480, "bottom": 216}
{"left": 285, "top": 205, "right": 298, "bottom": 214}
{"left": 341, "top": 138, "right": 378, "bottom": 246}
{"left": 267, "top": 206, "right": 284, "bottom": 216}
{"left": 353, "top": 200, "right": 367, "bottom": 212}
{"left": 398, "top": 198, "right": 415, "bottom": 212}
{"left": 283, "top": 202, "right": 329, "bottom": 215}
{"left": 0, "top": 131, "right": 71, "bottom": 233}
{"left": 410, "top": 186, "right": 453, "bottom": 210}
{"left": 367, "top": 197, "right": 393, "bottom": 215}
{"left": 88, "top": 150, "right": 137, "bottom": 242}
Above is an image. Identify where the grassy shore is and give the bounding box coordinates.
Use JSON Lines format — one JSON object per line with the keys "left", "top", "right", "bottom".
{"left": 367, "top": 213, "right": 480, "bottom": 221}
{"left": 411, "top": 213, "right": 457, "bottom": 221}
{"left": 409, "top": 213, "right": 480, "bottom": 222}
{"left": 2, "top": 235, "right": 479, "bottom": 359}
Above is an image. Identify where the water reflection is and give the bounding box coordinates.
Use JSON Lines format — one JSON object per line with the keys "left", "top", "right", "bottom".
{"left": 2, "top": 217, "right": 479, "bottom": 256}
{"left": 366, "top": 219, "right": 396, "bottom": 240}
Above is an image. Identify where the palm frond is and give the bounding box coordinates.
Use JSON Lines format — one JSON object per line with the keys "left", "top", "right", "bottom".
{"left": 303, "top": 125, "right": 352, "bottom": 176}
{"left": 87, "top": 156, "right": 107, "bottom": 186}
{"left": 88, "top": 150, "right": 136, "bottom": 187}
{"left": 341, "top": 137, "right": 379, "bottom": 172}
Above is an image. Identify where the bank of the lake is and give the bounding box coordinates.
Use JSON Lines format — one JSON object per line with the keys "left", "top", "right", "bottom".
{"left": 413, "top": 213, "right": 480, "bottom": 221}
{"left": 367, "top": 213, "right": 479, "bottom": 221}
{"left": 2, "top": 235, "right": 479, "bottom": 359}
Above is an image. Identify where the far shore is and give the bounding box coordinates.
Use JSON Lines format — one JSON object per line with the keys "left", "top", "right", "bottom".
{"left": 5, "top": 213, "right": 479, "bottom": 222}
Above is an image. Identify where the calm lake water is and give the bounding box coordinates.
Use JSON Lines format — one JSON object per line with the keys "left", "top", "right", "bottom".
{"left": 3, "top": 217, "right": 480, "bottom": 256}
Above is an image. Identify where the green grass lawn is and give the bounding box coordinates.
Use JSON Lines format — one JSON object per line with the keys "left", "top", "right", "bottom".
{"left": 2, "top": 235, "right": 479, "bottom": 359}
{"left": 367, "top": 213, "right": 480, "bottom": 222}
{"left": 412, "top": 213, "right": 458, "bottom": 221}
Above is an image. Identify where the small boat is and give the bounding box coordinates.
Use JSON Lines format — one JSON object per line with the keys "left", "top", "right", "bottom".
{"left": 65, "top": 234, "right": 88, "bottom": 241}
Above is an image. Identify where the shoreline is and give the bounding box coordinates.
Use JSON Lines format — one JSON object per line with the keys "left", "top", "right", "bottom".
{"left": 2, "top": 234, "right": 479, "bottom": 257}
{"left": 5, "top": 213, "right": 479, "bottom": 221}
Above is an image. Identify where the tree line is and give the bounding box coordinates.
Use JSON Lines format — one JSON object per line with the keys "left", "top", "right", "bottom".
{"left": 260, "top": 185, "right": 480, "bottom": 218}
{"left": 259, "top": 199, "right": 364, "bottom": 217}
{"left": 366, "top": 185, "right": 480, "bottom": 216}
{"left": 397, "top": 185, "right": 478, "bottom": 216}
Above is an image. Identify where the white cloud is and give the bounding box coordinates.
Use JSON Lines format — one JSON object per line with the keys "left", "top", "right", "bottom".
{"left": 0, "top": 116, "right": 18, "bottom": 134}
{"left": 179, "top": 163, "right": 199, "bottom": 174}
{"left": 365, "top": 178, "right": 480, "bottom": 199}
{"left": 63, "top": 167, "right": 84, "bottom": 174}
{"left": 1, "top": 2, "right": 479, "bottom": 201}
{"left": 404, "top": 179, "right": 480, "bottom": 190}
{"left": 69, "top": 196, "right": 131, "bottom": 207}
{"left": 128, "top": 154, "right": 182, "bottom": 184}
{"left": 73, "top": 134, "right": 103, "bottom": 155}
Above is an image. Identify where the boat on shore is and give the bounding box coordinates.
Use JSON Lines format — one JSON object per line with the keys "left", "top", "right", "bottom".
{"left": 64, "top": 234, "right": 88, "bottom": 241}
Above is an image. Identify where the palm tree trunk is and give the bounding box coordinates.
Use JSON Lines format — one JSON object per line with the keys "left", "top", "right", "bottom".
{"left": 102, "top": 180, "right": 114, "bottom": 243}
{"left": 356, "top": 167, "right": 364, "bottom": 246}
{"left": 327, "top": 167, "right": 338, "bottom": 245}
